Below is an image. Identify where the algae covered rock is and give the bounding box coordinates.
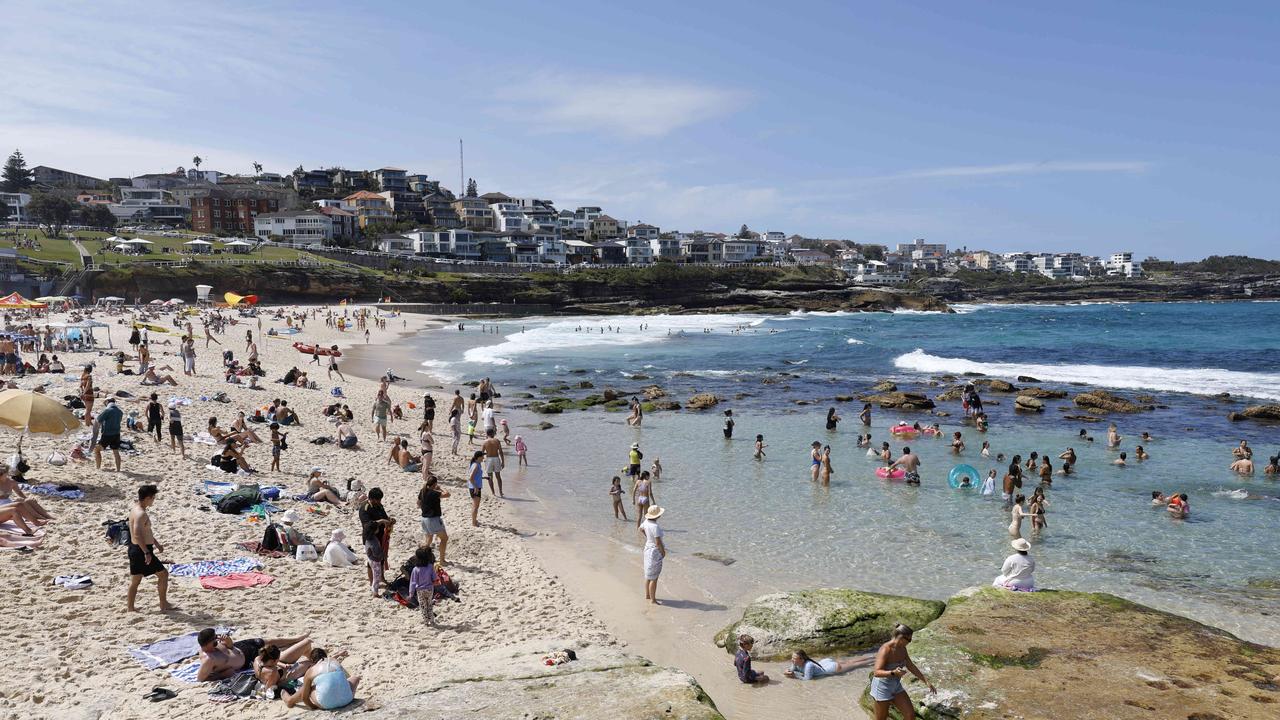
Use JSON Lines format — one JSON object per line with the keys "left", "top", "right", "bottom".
{"left": 1013, "top": 395, "right": 1044, "bottom": 412}
{"left": 1017, "top": 386, "right": 1068, "bottom": 399}
{"left": 1230, "top": 404, "right": 1280, "bottom": 422}
{"left": 860, "top": 587, "right": 1280, "bottom": 719}
{"left": 871, "top": 380, "right": 899, "bottom": 393}
{"left": 714, "top": 589, "right": 945, "bottom": 661}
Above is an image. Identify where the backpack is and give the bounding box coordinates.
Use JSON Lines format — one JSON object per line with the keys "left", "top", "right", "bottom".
{"left": 103, "top": 519, "right": 131, "bottom": 546}
{"left": 215, "top": 484, "right": 261, "bottom": 514}
{"left": 260, "top": 522, "right": 284, "bottom": 551}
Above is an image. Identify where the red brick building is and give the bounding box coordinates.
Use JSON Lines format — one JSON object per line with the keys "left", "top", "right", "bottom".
{"left": 190, "top": 188, "right": 279, "bottom": 233}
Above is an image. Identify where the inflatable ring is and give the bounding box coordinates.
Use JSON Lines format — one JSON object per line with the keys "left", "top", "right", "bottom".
{"left": 948, "top": 464, "right": 980, "bottom": 489}
{"left": 890, "top": 425, "right": 919, "bottom": 437}
{"left": 876, "top": 467, "right": 906, "bottom": 480}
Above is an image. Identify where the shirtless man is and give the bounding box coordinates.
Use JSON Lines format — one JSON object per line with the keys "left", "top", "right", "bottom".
{"left": 196, "top": 628, "right": 311, "bottom": 682}
{"left": 0, "top": 336, "right": 14, "bottom": 374}
{"left": 482, "top": 428, "right": 506, "bottom": 497}
{"left": 126, "top": 485, "right": 171, "bottom": 612}
{"left": 450, "top": 389, "right": 464, "bottom": 418}
{"left": 891, "top": 446, "right": 922, "bottom": 485}
{"left": 1230, "top": 456, "right": 1255, "bottom": 474}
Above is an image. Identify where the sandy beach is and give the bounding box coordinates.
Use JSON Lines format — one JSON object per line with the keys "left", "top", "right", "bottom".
{"left": 3, "top": 306, "right": 616, "bottom": 719}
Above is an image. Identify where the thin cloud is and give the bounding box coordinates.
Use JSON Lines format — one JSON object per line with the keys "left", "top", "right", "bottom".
{"left": 886, "top": 160, "right": 1151, "bottom": 181}
{"left": 491, "top": 72, "right": 749, "bottom": 138}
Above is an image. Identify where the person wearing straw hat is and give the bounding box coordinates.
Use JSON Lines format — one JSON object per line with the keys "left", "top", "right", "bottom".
{"left": 639, "top": 505, "right": 666, "bottom": 604}
{"left": 993, "top": 538, "right": 1036, "bottom": 591}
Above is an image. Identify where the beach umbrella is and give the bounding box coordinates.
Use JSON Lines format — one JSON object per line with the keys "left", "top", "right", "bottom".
{"left": 0, "top": 389, "right": 81, "bottom": 453}
{"left": 167, "top": 298, "right": 186, "bottom": 304}
{"left": 149, "top": 299, "right": 165, "bottom": 305}
{"left": 129, "top": 238, "right": 154, "bottom": 245}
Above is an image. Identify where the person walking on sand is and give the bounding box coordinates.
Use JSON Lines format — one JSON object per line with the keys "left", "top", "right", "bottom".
{"left": 94, "top": 398, "right": 124, "bottom": 472}
{"left": 79, "top": 364, "right": 95, "bottom": 426}
{"left": 466, "top": 450, "right": 485, "bottom": 527}
{"left": 327, "top": 349, "right": 345, "bottom": 381}
{"left": 870, "top": 624, "right": 935, "bottom": 720}
{"left": 482, "top": 427, "right": 505, "bottom": 497}
{"left": 127, "top": 485, "right": 172, "bottom": 612}
{"left": 449, "top": 407, "right": 462, "bottom": 456}
{"left": 417, "top": 475, "right": 449, "bottom": 564}
{"left": 640, "top": 505, "right": 666, "bottom": 604}
{"left": 145, "top": 392, "right": 163, "bottom": 444}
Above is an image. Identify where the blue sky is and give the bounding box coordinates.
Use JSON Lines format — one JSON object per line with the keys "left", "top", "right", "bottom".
{"left": 2, "top": 0, "right": 1276, "bottom": 258}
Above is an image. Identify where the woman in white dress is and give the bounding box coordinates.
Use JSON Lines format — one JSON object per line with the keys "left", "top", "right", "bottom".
{"left": 993, "top": 538, "right": 1036, "bottom": 591}
{"left": 639, "top": 506, "right": 667, "bottom": 604}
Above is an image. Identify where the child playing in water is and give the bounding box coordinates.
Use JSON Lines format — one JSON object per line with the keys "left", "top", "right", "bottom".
{"left": 500, "top": 419, "right": 511, "bottom": 445}
{"left": 650, "top": 458, "right": 662, "bottom": 481}
{"left": 514, "top": 435, "right": 528, "bottom": 467}
{"left": 1113, "top": 452, "right": 1127, "bottom": 466}
{"left": 609, "top": 476, "right": 627, "bottom": 520}
{"left": 1167, "top": 493, "right": 1190, "bottom": 518}
{"left": 980, "top": 440, "right": 990, "bottom": 458}
{"left": 981, "top": 470, "right": 996, "bottom": 495}
{"left": 754, "top": 435, "right": 767, "bottom": 460}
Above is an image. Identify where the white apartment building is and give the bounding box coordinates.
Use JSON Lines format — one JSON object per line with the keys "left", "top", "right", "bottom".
{"left": 375, "top": 235, "right": 414, "bottom": 254}
{"left": 253, "top": 209, "right": 333, "bottom": 246}
{"left": 649, "top": 237, "right": 682, "bottom": 259}
{"left": 1003, "top": 253, "right": 1034, "bottom": 273}
{"left": 623, "top": 237, "right": 654, "bottom": 264}
{"left": 723, "top": 237, "right": 761, "bottom": 263}
{"left": 898, "top": 238, "right": 947, "bottom": 259}
{"left": 0, "top": 192, "right": 31, "bottom": 222}
{"left": 1106, "top": 251, "right": 1143, "bottom": 278}
{"left": 853, "top": 260, "right": 907, "bottom": 285}
{"left": 491, "top": 203, "right": 529, "bottom": 233}
{"left": 406, "top": 229, "right": 480, "bottom": 260}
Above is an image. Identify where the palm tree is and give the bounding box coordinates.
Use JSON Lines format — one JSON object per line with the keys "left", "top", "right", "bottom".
{"left": 192, "top": 156, "right": 203, "bottom": 172}
{"left": 252, "top": 162, "right": 263, "bottom": 175}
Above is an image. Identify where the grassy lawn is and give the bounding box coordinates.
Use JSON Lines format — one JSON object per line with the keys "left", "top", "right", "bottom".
{"left": 1, "top": 229, "right": 348, "bottom": 268}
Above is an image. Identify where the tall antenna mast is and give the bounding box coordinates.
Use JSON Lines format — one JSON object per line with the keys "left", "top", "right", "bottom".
{"left": 459, "top": 139, "right": 464, "bottom": 195}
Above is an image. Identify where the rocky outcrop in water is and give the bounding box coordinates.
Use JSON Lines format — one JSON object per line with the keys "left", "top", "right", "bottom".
{"left": 1014, "top": 395, "right": 1045, "bottom": 412}
{"left": 1017, "top": 386, "right": 1068, "bottom": 399}
{"left": 860, "top": 587, "right": 1280, "bottom": 719}
{"left": 687, "top": 393, "right": 720, "bottom": 410}
{"left": 1229, "top": 405, "right": 1280, "bottom": 422}
{"left": 1073, "top": 389, "right": 1154, "bottom": 413}
{"left": 861, "top": 391, "right": 936, "bottom": 410}
{"left": 714, "top": 589, "right": 945, "bottom": 661}
{"left": 362, "top": 645, "right": 724, "bottom": 720}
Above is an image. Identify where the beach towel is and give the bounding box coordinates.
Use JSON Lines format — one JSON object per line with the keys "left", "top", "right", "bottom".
{"left": 169, "top": 661, "right": 203, "bottom": 683}
{"left": 200, "top": 572, "right": 275, "bottom": 590}
{"left": 53, "top": 574, "right": 92, "bottom": 590}
{"left": 167, "top": 557, "right": 261, "bottom": 578}
{"left": 20, "top": 483, "right": 85, "bottom": 500}
{"left": 130, "top": 627, "right": 234, "bottom": 670}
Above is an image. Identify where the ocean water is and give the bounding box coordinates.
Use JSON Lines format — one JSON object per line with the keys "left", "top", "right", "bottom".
{"left": 405, "top": 302, "right": 1280, "bottom": 644}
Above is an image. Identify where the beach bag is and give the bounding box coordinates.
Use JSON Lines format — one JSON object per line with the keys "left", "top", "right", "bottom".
{"left": 295, "top": 544, "right": 318, "bottom": 561}
{"left": 436, "top": 567, "right": 459, "bottom": 596}
{"left": 260, "top": 523, "right": 284, "bottom": 552}
{"left": 47, "top": 450, "right": 67, "bottom": 466}
{"left": 215, "top": 484, "right": 260, "bottom": 514}
{"left": 261, "top": 487, "right": 281, "bottom": 501}
{"left": 103, "top": 519, "right": 131, "bottom": 546}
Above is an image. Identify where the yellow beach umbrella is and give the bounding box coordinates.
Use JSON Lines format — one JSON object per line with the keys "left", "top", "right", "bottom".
{"left": 0, "top": 389, "right": 82, "bottom": 452}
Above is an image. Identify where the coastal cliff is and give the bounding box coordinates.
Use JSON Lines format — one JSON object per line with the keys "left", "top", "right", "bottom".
{"left": 83, "top": 262, "right": 952, "bottom": 314}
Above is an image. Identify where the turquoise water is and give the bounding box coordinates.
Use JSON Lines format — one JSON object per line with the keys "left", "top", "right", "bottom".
{"left": 405, "top": 303, "right": 1280, "bottom": 644}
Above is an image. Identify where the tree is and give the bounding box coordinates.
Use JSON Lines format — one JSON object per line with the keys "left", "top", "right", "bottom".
{"left": 192, "top": 156, "right": 203, "bottom": 171}
{"left": 2, "top": 150, "right": 34, "bottom": 192}
{"left": 465, "top": 178, "right": 478, "bottom": 197}
{"left": 80, "top": 203, "right": 116, "bottom": 229}
{"left": 293, "top": 165, "right": 305, "bottom": 177}
{"left": 739, "top": 224, "right": 750, "bottom": 238}
{"left": 26, "top": 193, "right": 75, "bottom": 236}
{"left": 861, "top": 244, "right": 886, "bottom": 261}
{"left": 252, "top": 162, "right": 263, "bottom": 175}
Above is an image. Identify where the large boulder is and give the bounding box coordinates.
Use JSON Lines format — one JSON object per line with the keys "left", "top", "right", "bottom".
{"left": 714, "top": 589, "right": 945, "bottom": 661}
{"left": 861, "top": 392, "right": 936, "bottom": 410}
{"left": 1017, "top": 386, "right": 1068, "bottom": 399}
{"left": 363, "top": 644, "right": 723, "bottom": 720}
{"left": 1229, "top": 405, "right": 1280, "bottom": 422}
{"left": 1013, "top": 395, "right": 1044, "bottom": 412}
{"left": 934, "top": 385, "right": 965, "bottom": 402}
{"left": 686, "top": 393, "right": 720, "bottom": 410}
{"left": 1073, "top": 389, "right": 1153, "bottom": 413}
{"left": 860, "top": 587, "right": 1280, "bottom": 719}
{"left": 871, "top": 380, "right": 898, "bottom": 393}
{"left": 974, "top": 378, "right": 1017, "bottom": 392}
{"left": 641, "top": 385, "right": 667, "bottom": 400}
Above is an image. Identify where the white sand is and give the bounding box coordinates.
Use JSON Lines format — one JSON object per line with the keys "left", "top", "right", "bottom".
{"left": 2, "top": 306, "right": 613, "bottom": 718}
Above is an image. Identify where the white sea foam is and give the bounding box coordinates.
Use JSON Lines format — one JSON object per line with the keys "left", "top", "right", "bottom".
{"left": 1212, "top": 488, "right": 1250, "bottom": 499}
{"left": 461, "top": 313, "right": 766, "bottom": 366}
{"left": 416, "top": 359, "right": 460, "bottom": 383}
{"left": 892, "top": 349, "right": 1280, "bottom": 401}
{"left": 846, "top": 338, "right": 865, "bottom": 345}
